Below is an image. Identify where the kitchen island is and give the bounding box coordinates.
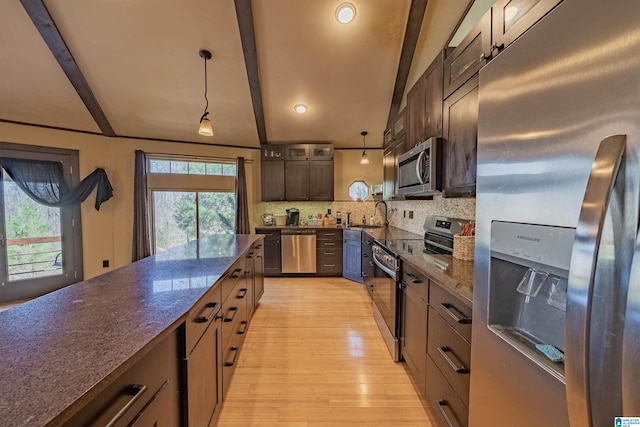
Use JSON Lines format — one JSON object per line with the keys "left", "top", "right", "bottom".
{"left": 0, "top": 233, "right": 263, "bottom": 427}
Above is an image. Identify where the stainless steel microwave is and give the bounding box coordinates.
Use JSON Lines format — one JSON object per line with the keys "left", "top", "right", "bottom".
{"left": 397, "top": 137, "right": 442, "bottom": 196}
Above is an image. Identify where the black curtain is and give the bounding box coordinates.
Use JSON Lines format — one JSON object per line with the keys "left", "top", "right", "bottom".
{"left": 234, "top": 157, "right": 250, "bottom": 234}
{"left": 0, "top": 158, "right": 113, "bottom": 211}
{"left": 132, "top": 150, "right": 151, "bottom": 261}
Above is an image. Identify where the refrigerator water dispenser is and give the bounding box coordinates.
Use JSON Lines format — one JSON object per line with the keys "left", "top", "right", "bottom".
{"left": 488, "top": 221, "right": 576, "bottom": 380}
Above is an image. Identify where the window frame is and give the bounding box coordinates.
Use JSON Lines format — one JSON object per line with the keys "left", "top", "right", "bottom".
{"left": 0, "top": 142, "right": 83, "bottom": 303}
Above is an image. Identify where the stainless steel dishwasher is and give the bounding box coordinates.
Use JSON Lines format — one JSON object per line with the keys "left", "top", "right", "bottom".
{"left": 281, "top": 229, "right": 316, "bottom": 273}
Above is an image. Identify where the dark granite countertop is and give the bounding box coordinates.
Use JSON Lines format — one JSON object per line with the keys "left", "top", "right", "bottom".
{"left": 255, "top": 225, "right": 344, "bottom": 230}
{"left": 360, "top": 226, "right": 474, "bottom": 307}
{"left": 0, "top": 234, "right": 261, "bottom": 427}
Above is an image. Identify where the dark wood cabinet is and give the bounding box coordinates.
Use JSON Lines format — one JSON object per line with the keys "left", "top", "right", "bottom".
{"left": 361, "top": 232, "right": 374, "bottom": 297}
{"left": 443, "top": 11, "right": 491, "bottom": 99}
{"left": 285, "top": 160, "right": 310, "bottom": 201}
{"left": 261, "top": 160, "right": 285, "bottom": 201}
{"left": 407, "top": 53, "right": 443, "bottom": 149}
{"left": 316, "top": 229, "right": 343, "bottom": 276}
{"left": 400, "top": 262, "right": 428, "bottom": 396}
{"left": 382, "top": 135, "right": 407, "bottom": 201}
{"left": 253, "top": 242, "right": 265, "bottom": 305}
{"left": 442, "top": 75, "right": 478, "bottom": 197}
{"left": 256, "top": 230, "right": 281, "bottom": 276}
{"left": 284, "top": 144, "right": 309, "bottom": 160}
{"left": 309, "top": 161, "right": 334, "bottom": 201}
{"left": 342, "top": 229, "right": 362, "bottom": 283}
{"left": 309, "top": 144, "right": 334, "bottom": 160}
{"left": 492, "top": 0, "right": 562, "bottom": 53}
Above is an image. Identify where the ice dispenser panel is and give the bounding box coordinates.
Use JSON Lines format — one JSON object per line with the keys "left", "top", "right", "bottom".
{"left": 489, "top": 221, "right": 575, "bottom": 380}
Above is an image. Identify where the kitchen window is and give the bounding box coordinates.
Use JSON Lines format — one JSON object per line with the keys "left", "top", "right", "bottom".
{"left": 147, "top": 155, "right": 237, "bottom": 253}
{"left": 0, "top": 143, "right": 82, "bottom": 303}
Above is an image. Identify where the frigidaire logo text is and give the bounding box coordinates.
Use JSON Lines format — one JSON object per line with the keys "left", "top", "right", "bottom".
{"left": 517, "top": 235, "right": 541, "bottom": 242}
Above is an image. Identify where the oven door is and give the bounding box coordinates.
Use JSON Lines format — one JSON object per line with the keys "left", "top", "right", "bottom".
{"left": 371, "top": 246, "right": 400, "bottom": 361}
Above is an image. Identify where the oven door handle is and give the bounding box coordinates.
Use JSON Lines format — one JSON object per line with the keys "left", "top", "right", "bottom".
{"left": 372, "top": 252, "right": 397, "bottom": 278}
{"left": 415, "top": 151, "right": 425, "bottom": 184}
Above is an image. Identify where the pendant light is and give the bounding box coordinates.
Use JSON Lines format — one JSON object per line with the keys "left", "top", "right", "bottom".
{"left": 360, "top": 131, "right": 369, "bottom": 165}
{"left": 198, "top": 49, "right": 213, "bottom": 137}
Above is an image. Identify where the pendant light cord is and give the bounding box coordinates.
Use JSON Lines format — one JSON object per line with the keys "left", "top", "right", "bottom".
{"left": 201, "top": 56, "right": 209, "bottom": 121}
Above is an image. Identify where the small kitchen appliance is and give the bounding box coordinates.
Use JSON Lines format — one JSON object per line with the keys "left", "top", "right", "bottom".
{"left": 286, "top": 208, "right": 300, "bottom": 226}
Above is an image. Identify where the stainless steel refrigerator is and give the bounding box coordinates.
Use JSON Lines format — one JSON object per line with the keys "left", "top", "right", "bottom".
{"left": 471, "top": 0, "right": 640, "bottom": 425}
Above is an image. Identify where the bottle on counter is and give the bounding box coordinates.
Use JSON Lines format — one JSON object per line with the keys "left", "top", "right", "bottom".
{"left": 323, "top": 209, "right": 333, "bottom": 226}
{"left": 362, "top": 215, "right": 366, "bottom": 225}
{"left": 370, "top": 215, "right": 374, "bottom": 225}
{"left": 336, "top": 211, "right": 342, "bottom": 225}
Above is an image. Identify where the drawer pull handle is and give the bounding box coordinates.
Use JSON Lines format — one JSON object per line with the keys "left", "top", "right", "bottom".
{"left": 406, "top": 272, "right": 423, "bottom": 283}
{"left": 324, "top": 251, "right": 335, "bottom": 255}
{"left": 436, "top": 399, "right": 461, "bottom": 427}
{"left": 324, "top": 242, "right": 336, "bottom": 246}
{"left": 195, "top": 302, "right": 218, "bottom": 323}
{"left": 225, "top": 346, "right": 239, "bottom": 367}
{"left": 237, "top": 320, "right": 248, "bottom": 335}
{"left": 437, "top": 346, "right": 469, "bottom": 374}
{"left": 254, "top": 244, "right": 263, "bottom": 249}
{"left": 363, "top": 253, "right": 369, "bottom": 258}
{"left": 369, "top": 261, "right": 375, "bottom": 267}
{"left": 224, "top": 307, "right": 238, "bottom": 322}
{"left": 324, "top": 264, "right": 335, "bottom": 267}
{"left": 440, "top": 303, "right": 472, "bottom": 324}
{"left": 362, "top": 273, "right": 368, "bottom": 277}
{"left": 237, "top": 288, "right": 247, "bottom": 299}
{"left": 231, "top": 268, "right": 244, "bottom": 278}
{"left": 324, "top": 233, "right": 336, "bottom": 236}
{"left": 105, "top": 384, "right": 148, "bottom": 427}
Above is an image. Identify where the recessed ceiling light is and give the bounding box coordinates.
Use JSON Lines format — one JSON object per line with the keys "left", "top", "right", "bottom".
{"left": 294, "top": 104, "right": 308, "bottom": 114}
{"left": 336, "top": 3, "right": 356, "bottom": 24}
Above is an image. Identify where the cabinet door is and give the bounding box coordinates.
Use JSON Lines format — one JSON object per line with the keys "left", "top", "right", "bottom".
{"left": 285, "top": 160, "right": 310, "bottom": 200}
{"left": 401, "top": 285, "right": 428, "bottom": 396}
{"left": 423, "top": 52, "right": 444, "bottom": 140}
{"left": 443, "top": 75, "right": 478, "bottom": 197}
{"left": 492, "top": 0, "right": 562, "bottom": 52}
{"left": 342, "top": 238, "right": 362, "bottom": 283}
{"left": 185, "top": 318, "right": 222, "bottom": 427}
{"left": 393, "top": 136, "right": 407, "bottom": 196}
{"left": 407, "top": 73, "right": 426, "bottom": 147}
{"left": 253, "top": 247, "right": 265, "bottom": 304}
{"left": 443, "top": 11, "right": 491, "bottom": 99}
{"left": 383, "top": 145, "right": 396, "bottom": 201}
{"left": 129, "top": 381, "right": 173, "bottom": 426}
{"left": 309, "top": 161, "right": 334, "bottom": 201}
{"left": 284, "top": 144, "right": 309, "bottom": 160}
{"left": 261, "top": 234, "right": 281, "bottom": 276}
{"left": 309, "top": 144, "right": 334, "bottom": 160}
{"left": 244, "top": 256, "right": 255, "bottom": 317}
{"left": 261, "top": 160, "right": 285, "bottom": 201}
{"left": 394, "top": 108, "right": 406, "bottom": 139}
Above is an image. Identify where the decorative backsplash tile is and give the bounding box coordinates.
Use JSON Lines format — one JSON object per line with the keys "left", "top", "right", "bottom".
{"left": 257, "top": 196, "right": 475, "bottom": 233}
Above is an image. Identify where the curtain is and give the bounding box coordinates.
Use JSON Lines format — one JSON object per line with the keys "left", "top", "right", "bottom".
{"left": 234, "top": 156, "right": 250, "bottom": 234}
{"left": 0, "top": 158, "right": 113, "bottom": 210}
{"left": 132, "top": 150, "right": 151, "bottom": 261}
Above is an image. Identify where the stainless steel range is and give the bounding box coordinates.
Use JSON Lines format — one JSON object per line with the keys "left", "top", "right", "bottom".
{"left": 370, "top": 216, "right": 472, "bottom": 361}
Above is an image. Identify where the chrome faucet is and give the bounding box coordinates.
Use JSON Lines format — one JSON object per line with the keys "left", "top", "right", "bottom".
{"left": 374, "top": 200, "right": 388, "bottom": 227}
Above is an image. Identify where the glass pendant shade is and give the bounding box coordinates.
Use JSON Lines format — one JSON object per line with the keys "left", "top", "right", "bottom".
{"left": 198, "top": 117, "right": 213, "bottom": 136}
{"left": 360, "top": 151, "right": 369, "bottom": 165}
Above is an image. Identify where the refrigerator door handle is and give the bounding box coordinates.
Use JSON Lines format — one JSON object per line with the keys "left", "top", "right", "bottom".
{"left": 623, "top": 229, "right": 640, "bottom": 415}
{"left": 566, "top": 134, "right": 626, "bottom": 427}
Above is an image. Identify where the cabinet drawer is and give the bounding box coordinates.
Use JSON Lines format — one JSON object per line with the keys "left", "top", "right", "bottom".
{"left": 317, "top": 251, "right": 343, "bottom": 274}
{"left": 430, "top": 282, "right": 472, "bottom": 342}
{"left": 402, "top": 262, "right": 428, "bottom": 302}
{"left": 317, "top": 229, "right": 343, "bottom": 240}
{"left": 426, "top": 356, "right": 468, "bottom": 427}
{"left": 185, "top": 286, "right": 222, "bottom": 356}
{"left": 67, "top": 332, "right": 179, "bottom": 427}
{"left": 222, "top": 335, "right": 242, "bottom": 398}
{"left": 428, "top": 308, "right": 471, "bottom": 405}
{"left": 221, "top": 262, "right": 245, "bottom": 303}
{"left": 317, "top": 239, "right": 342, "bottom": 248}
{"left": 221, "top": 282, "right": 248, "bottom": 349}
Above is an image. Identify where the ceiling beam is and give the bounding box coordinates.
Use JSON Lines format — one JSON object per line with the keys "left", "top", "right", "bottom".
{"left": 386, "top": 0, "right": 429, "bottom": 129}
{"left": 19, "top": 0, "right": 116, "bottom": 137}
{"left": 234, "top": 0, "right": 267, "bottom": 146}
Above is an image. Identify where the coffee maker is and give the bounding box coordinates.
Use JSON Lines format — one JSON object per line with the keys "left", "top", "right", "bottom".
{"left": 286, "top": 208, "right": 300, "bottom": 226}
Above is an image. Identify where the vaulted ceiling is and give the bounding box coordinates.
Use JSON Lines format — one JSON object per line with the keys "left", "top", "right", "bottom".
{"left": 0, "top": 0, "right": 475, "bottom": 149}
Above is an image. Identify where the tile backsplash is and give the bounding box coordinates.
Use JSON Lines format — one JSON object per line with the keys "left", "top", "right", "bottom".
{"left": 257, "top": 196, "right": 476, "bottom": 235}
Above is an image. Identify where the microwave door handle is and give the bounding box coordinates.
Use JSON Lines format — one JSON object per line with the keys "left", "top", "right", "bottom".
{"left": 566, "top": 134, "right": 626, "bottom": 427}
{"left": 623, "top": 228, "right": 640, "bottom": 415}
{"left": 415, "top": 151, "right": 425, "bottom": 184}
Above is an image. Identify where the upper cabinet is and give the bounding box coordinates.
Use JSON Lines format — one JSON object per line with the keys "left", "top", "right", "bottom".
{"left": 443, "top": 11, "right": 491, "bottom": 99}
{"left": 407, "top": 53, "right": 443, "bottom": 149}
{"left": 262, "top": 144, "right": 334, "bottom": 202}
{"left": 492, "top": 0, "right": 563, "bottom": 53}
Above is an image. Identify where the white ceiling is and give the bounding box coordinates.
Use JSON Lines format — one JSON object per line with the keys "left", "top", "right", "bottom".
{"left": 0, "top": 0, "right": 472, "bottom": 149}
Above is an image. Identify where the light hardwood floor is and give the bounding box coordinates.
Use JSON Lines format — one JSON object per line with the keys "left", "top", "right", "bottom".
{"left": 217, "top": 277, "right": 434, "bottom": 427}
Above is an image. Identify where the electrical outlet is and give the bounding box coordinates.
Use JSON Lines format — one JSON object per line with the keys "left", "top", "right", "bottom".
{"left": 102, "top": 260, "right": 109, "bottom": 268}
{"left": 409, "top": 211, "right": 414, "bottom": 219}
